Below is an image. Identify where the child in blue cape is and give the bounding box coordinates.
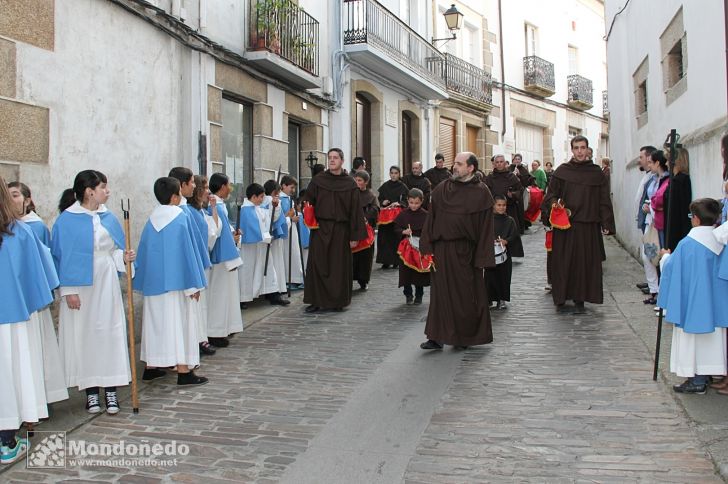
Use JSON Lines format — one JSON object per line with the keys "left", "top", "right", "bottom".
{"left": 206, "top": 173, "right": 243, "bottom": 348}
{"left": 280, "top": 175, "right": 304, "bottom": 289}
{"left": 657, "top": 198, "right": 728, "bottom": 394}
{"left": 52, "top": 170, "right": 135, "bottom": 415}
{"left": 261, "top": 179, "right": 290, "bottom": 305}
{"left": 168, "top": 168, "right": 218, "bottom": 360}
{"left": 0, "top": 178, "right": 60, "bottom": 465}
{"left": 134, "top": 177, "right": 208, "bottom": 386}
{"left": 7, "top": 182, "right": 68, "bottom": 405}
{"left": 238, "top": 183, "right": 274, "bottom": 305}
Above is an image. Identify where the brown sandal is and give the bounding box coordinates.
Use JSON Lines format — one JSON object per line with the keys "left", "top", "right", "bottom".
{"left": 717, "top": 388, "right": 728, "bottom": 395}
{"left": 711, "top": 380, "right": 728, "bottom": 389}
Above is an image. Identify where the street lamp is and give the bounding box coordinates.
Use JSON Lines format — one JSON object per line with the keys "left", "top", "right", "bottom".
{"left": 306, "top": 151, "right": 318, "bottom": 174}
{"left": 432, "top": 4, "right": 464, "bottom": 46}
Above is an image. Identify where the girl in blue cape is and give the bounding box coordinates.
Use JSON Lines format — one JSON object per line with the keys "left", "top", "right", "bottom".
{"left": 167, "top": 168, "right": 220, "bottom": 361}
{"left": 51, "top": 170, "right": 136, "bottom": 415}
{"left": 657, "top": 198, "right": 728, "bottom": 394}
{"left": 0, "top": 178, "right": 59, "bottom": 465}
{"left": 134, "top": 177, "right": 208, "bottom": 386}
{"left": 206, "top": 173, "right": 243, "bottom": 348}
{"left": 7, "top": 182, "right": 69, "bottom": 406}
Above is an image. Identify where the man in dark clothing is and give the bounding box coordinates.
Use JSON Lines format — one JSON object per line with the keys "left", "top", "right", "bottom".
{"left": 424, "top": 153, "right": 451, "bottom": 189}
{"left": 541, "top": 136, "right": 615, "bottom": 314}
{"left": 402, "top": 161, "right": 432, "bottom": 209}
{"left": 509, "top": 153, "right": 535, "bottom": 232}
{"left": 302, "top": 148, "right": 368, "bottom": 313}
{"left": 419, "top": 152, "right": 495, "bottom": 350}
{"left": 485, "top": 155, "right": 525, "bottom": 238}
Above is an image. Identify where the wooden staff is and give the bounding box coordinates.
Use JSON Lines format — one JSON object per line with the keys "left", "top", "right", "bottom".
{"left": 121, "top": 199, "right": 140, "bottom": 413}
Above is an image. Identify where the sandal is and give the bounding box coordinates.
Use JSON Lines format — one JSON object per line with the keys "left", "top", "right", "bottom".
{"left": 717, "top": 388, "right": 728, "bottom": 395}
{"left": 711, "top": 380, "right": 728, "bottom": 389}
{"left": 643, "top": 294, "right": 657, "bottom": 305}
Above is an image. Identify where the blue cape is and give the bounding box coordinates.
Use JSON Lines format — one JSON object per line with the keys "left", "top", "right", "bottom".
{"left": 51, "top": 209, "right": 125, "bottom": 286}
{"left": 1, "top": 222, "right": 59, "bottom": 324}
{"left": 180, "top": 204, "right": 212, "bottom": 270}
{"left": 25, "top": 220, "right": 50, "bottom": 247}
{"left": 298, "top": 215, "right": 310, "bottom": 249}
{"left": 239, "top": 205, "right": 265, "bottom": 244}
{"left": 133, "top": 210, "right": 207, "bottom": 296}
{"left": 207, "top": 201, "right": 239, "bottom": 264}
{"left": 264, "top": 200, "right": 287, "bottom": 240}
{"left": 658, "top": 236, "right": 728, "bottom": 333}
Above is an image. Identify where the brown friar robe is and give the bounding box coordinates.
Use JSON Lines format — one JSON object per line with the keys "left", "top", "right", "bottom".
{"left": 485, "top": 170, "right": 524, "bottom": 235}
{"left": 485, "top": 213, "right": 520, "bottom": 303}
{"left": 509, "top": 164, "right": 534, "bottom": 233}
{"left": 393, "top": 207, "right": 431, "bottom": 288}
{"left": 540, "top": 159, "right": 616, "bottom": 305}
{"left": 303, "top": 171, "right": 368, "bottom": 309}
{"left": 352, "top": 189, "right": 379, "bottom": 285}
{"left": 401, "top": 173, "right": 432, "bottom": 209}
{"left": 420, "top": 177, "right": 495, "bottom": 346}
{"left": 375, "top": 180, "right": 409, "bottom": 266}
{"left": 424, "top": 166, "right": 451, "bottom": 189}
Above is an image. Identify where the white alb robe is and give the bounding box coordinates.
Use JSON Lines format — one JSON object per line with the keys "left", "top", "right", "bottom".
{"left": 0, "top": 312, "right": 48, "bottom": 428}
{"left": 59, "top": 207, "right": 131, "bottom": 390}
{"left": 263, "top": 200, "right": 286, "bottom": 294}
{"left": 141, "top": 290, "right": 201, "bottom": 367}
{"left": 283, "top": 216, "right": 304, "bottom": 285}
{"left": 38, "top": 307, "right": 69, "bottom": 403}
{"left": 239, "top": 201, "right": 277, "bottom": 302}
{"left": 197, "top": 211, "right": 221, "bottom": 343}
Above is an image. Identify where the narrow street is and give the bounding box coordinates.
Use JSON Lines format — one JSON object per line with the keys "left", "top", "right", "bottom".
{"left": 2, "top": 226, "right": 723, "bottom": 482}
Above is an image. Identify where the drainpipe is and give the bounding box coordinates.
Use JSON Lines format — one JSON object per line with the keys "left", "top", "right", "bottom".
{"left": 498, "top": 0, "right": 506, "bottom": 137}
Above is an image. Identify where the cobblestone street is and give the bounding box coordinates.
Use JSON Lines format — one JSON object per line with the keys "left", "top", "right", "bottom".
{"left": 1, "top": 226, "right": 724, "bottom": 482}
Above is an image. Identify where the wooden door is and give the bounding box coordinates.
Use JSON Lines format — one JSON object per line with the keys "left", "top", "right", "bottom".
{"left": 355, "top": 94, "right": 372, "bottom": 176}
{"left": 402, "top": 112, "right": 413, "bottom": 174}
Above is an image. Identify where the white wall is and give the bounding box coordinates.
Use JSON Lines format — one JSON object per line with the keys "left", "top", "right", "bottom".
{"left": 606, "top": 0, "right": 727, "bottom": 255}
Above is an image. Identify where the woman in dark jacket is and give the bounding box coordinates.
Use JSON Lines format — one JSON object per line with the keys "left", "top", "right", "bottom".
{"left": 664, "top": 147, "right": 692, "bottom": 252}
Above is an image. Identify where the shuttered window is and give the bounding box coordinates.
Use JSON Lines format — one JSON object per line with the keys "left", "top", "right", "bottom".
{"left": 515, "top": 122, "right": 544, "bottom": 165}
{"left": 439, "top": 117, "right": 457, "bottom": 168}
{"left": 467, "top": 125, "right": 479, "bottom": 155}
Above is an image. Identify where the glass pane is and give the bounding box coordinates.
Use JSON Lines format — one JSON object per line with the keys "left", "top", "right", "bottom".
{"left": 222, "top": 98, "right": 252, "bottom": 226}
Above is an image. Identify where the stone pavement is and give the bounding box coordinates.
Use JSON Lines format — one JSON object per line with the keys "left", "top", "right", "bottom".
{"left": 1, "top": 224, "right": 726, "bottom": 482}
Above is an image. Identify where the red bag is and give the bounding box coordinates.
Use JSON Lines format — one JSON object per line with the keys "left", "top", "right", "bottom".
{"left": 352, "top": 223, "right": 375, "bottom": 253}
{"left": 525, "top": 186, "right": 543, "bottom": 223}
{"left": 549, "top": 202, "right": 571, "bottom": 230}
{"left": 303, "top": 203, "right": 319, "bottom": 229}
{"left": 397, "top": 237, "right": 434, "bottom": 273}
{"left": 545, "top": 230, "right": 553, "bottom": 252}
{"left": 377, "top": 206, "right": 402, "bottom": 225}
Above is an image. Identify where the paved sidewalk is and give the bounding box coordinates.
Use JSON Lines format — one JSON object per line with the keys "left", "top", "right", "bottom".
{"left": 1, "top": 224, "right": 726, "bottom": 482}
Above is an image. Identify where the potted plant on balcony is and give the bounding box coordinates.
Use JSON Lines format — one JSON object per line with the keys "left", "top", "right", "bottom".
{"left": 251, "top": 0, "right": 287, "bottom": 54}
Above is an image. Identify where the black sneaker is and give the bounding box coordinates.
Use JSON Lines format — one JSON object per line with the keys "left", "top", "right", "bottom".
{"left": 199, "top": 341, "right": 216, "bottom": 356}
{"left": 142, "top": 368, "right": 167, "bottom": 381}
{"left": 208, "top": 337, "right": 229, "bottom": 347}
{"left": 85, "top": 393, "right": 101, "bottom": 414}
{"left": 269, "top": 294, "right": 291, "bottom": 306}
{"left": 359, "top": 282, "right": 368, "bottom": 291}
{"left": 573, "top": 301, "right": 586, "bottom": 314}
{"left": 177, "top": 371, "right": 209, "bottom": 386}
{"left": 636, "top": 282, "right": 649, "bottom": 289}
{"left": 305, "top": 305, "right": 320, "bottom": 313}
{"left": 673, "top": 380, "right": 707, "bottom": 394}
{"left": 105, "top": 391, "right": 120, "bottom": 415}
{"left": 240, "top": 302, "right": 248, "bottom": 310}
{"left": 413, "top": 295, "right": 422, "bottom": 305}
{"left": 420, "top": 340, "right": 443, "bottom": 350}
{"left": 496, "top": 301, "right": 507, "bottom": 310}
{"left": 405, "top": 296, "right": 414, "bottom": 305}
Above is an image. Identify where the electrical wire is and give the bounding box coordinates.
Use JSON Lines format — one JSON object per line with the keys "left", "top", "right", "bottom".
{"left": 604, "top": 0, "right": 632, "bottom": 41}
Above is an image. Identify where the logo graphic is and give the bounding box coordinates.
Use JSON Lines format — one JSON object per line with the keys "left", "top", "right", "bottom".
{"left": 27, "top": 431, "right": 66, "bottom": 469}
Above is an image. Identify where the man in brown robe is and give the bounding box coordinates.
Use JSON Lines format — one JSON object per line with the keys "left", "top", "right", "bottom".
{"left": 302, "top": 148, "right": 368, "bottom": 313}
{"left": 419, "top": 152, "right": 495, "bottom": 349}
{"left": 509, "top": 154, "right": 535, "bottom": 233}
{"left": 485, "top": 155, "right": 525, "bottom": 240}
{"left": 424, "top": 154, "right": 451, "bottom": 189}
{"left": 541, "top": 136, "right": 615, "bottom": 314}
{"left": 402, "top": 161, "right": 432, "bottom": 209}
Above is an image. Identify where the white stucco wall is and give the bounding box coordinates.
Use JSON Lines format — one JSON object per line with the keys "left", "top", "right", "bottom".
{"left": 14, "top": 0, "right": 209, "bottom": 239}
{"left": 606, "top": 0, "right": 728, "bottom": 255}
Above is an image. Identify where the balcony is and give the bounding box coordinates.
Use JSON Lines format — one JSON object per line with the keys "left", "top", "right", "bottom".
{"left": 343, "top": 0, "right": 447, "bottom": 100}
{"left": 443, "top": 53, "right": 492, "bottom": 109}
{"left": 247, "top": 0, "right": 320, "bottom": 89}
{"left": 567, "top": 74, "right": 594, "bottom": 110}
{"left": 523, "top": 56, "right": 555, "bottom": 97}
{"left": 602, "top": 90, "right": 608, "bottom": 118}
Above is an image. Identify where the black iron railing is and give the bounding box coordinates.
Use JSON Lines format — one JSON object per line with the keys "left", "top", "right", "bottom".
{"left": 602, "top": 90, "right": 608, "bottom": 116}
{"left": 343, "top": 0, "right": 446, "bottom": 91}
{"left": 523, "top": 55, "right": 555, "bottom": 93}
{"left": 444, "top": 53, "right": 492, "bottom": 105}
{"left": 567, "top": 74, "right": 593, "bottom": 107}
{"left": 249, "top": 0, "right": 319, "bottom": 76}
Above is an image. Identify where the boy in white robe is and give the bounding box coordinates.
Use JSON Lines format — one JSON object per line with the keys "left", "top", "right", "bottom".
{"left": 239, "top": 183, "right": 275, "bottom": 305}
{"left": 261, "top": 180, "right": 291, "bottom": 306}
{"left": 657, "top": 198, "right": 728, "bottom": 394}
{"left": 134, "top": 177, "right": 208, "bottom": 386}
{"left": 280, "top": 176, "right": 304, "bottom": 289}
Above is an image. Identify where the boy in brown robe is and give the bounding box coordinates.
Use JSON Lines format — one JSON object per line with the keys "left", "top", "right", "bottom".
{"left": 393, "top": 188, "right": 430, "bottom": 305}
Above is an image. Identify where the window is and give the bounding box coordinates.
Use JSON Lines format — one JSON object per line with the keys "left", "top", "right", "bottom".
{"left": 568, "top": 45, "right": 578, "bottom": 75}
{"left": 636, "top": 81, "right": 647, "bottom": 115}
{"left": 221, "top": 97, "right": 253, "bottom": 225}
{"left": 524, "top": 23, "right": 537, "bottom": 57}
{"left": 660, "top": 7, "right": 687, "bottom": 104}
{"left": 516, "top": 122, "right": 545, "bottom": 165}
{"left": 632, "top": 56, "right": 649, "bottom": 128}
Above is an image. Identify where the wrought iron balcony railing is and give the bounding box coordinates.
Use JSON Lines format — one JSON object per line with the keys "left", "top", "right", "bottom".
{"left": 602, "top": 90, "right": 608, "bottom": 117}
{"left": 444, "top": 53, "right": 492, "bottom": 105}
{"left": 523, "top": 55, "right": 555, "bottom": 97}
{"left": 343, "top": 0, "right": 446, "bottom": 91}
{"left": 567, "top": 74, "right": 594, "bottom": 110}
{"left": 249, "top": 0, "right": 319, "bottom": 76}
